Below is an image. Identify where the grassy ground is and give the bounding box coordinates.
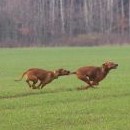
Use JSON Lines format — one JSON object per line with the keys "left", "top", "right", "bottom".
{"left": 0, "top": 46, "right": 130, "bottom": 130}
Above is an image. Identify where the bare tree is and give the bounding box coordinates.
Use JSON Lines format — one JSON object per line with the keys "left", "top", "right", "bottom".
{"left": 0, "top": 0, "right": 130, "bottom": 47}
{"left": 129, "top": 0, "right": 130, "bottom": 35}
{"left": 120, "top": 0, "right": 125, "bottom": 35}
{"left": 51, "top": 0, "right": 55, "bottom": 35}
{"left": 59, "top": 0, "right": 65, "bottom": 34}
{"left": 84, "top": 0, "right": 89, "bottom": 33}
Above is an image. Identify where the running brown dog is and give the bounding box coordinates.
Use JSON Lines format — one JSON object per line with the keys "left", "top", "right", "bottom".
{"left": 15, "top": 68, "right": 70, "bottom": 89}
{"left": 71, "top": 61, "right": 118, "bottom": 90}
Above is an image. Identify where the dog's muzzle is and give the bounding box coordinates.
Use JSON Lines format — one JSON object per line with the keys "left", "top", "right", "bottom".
{"left": 113, "top": 64, "right": 118, "bottom": 69}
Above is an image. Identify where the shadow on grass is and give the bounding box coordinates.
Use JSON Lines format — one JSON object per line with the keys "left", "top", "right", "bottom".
{"left": 0, "top": 88, "right": 75, "bottom": 100}
{"left": 0, "top": 87, "right": 130, "bottom": 101}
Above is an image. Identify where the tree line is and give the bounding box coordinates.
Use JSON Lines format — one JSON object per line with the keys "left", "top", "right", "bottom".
{"left": 0, "top": 0, "right": 130, "bottom": 47}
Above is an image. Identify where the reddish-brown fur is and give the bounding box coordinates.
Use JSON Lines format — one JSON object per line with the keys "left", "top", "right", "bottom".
{"left": 72, "top": 61, "right": 118, "bottom": 90}
{"left": 15, "top": 68, "right": 70, "bottom": 89}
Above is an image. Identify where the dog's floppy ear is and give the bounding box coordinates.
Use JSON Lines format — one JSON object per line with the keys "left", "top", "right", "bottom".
{"left": 102, "top": 62, "right": 106, "bottom": 67}
{"left": 102, "top": 61, "right": 115, "bottom": 69}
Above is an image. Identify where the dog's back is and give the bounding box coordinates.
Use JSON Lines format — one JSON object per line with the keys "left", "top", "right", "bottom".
{"left": 15, "top": 68, "right": 53, "bottom": 81}
{"left": 77, "top": 66, "right": 100, "bottom": 75}
{"left": 26, "top": 68, "right": 55, "bottom": 80}
{"left": 76, "top": 66, "right": 103, "bottom": 81}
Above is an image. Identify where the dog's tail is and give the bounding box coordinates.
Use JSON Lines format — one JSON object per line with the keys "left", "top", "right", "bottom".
{"left": 15, "top": 71, "right": 27, "bottom": 81}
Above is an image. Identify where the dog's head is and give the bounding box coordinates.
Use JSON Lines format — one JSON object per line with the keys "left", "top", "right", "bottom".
{"left": 102, "top": 61, "right": 118, "bottom": 70}
{"left": 54, "top": 68, "right": 70, "bottom": 76}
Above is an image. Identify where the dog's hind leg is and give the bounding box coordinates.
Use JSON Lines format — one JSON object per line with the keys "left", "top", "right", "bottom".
{"left": 80, "top": 81, "right": 99, "bottom": 90}
{"left": 36, "top": 81, "right": 42, "bottom": 89}
{"left": 26, "top": 80, "right": 32, "bottom": 88}
{"left": 26, "top": 75, "right": 38, "bottom": 89}
{"left": 77, "top": 75, "right": 92, "bottom": 86}
{"left": 32, "top": 80, "right": 38, "bottom": 89}
{"left": 77, "top": 75, "right": 93, "bottom": 90}
{"left": 81, "top": 81, "right": 99, "bottom": 90}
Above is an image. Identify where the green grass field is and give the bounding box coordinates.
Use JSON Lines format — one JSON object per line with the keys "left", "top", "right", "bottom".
{"left": 0, "top": 46, "right": 130, "bottom": 130}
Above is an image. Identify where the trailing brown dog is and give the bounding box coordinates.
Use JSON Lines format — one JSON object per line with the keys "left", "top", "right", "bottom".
{"left": 15, "top": 68, "right": 70, "bottom": 89}
{"left": 71, "top": 61, "right": 118, "bottom": 90}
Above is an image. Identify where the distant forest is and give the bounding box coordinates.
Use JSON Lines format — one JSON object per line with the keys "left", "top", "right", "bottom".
{"left": 0, "top": 0, "right": 130, "bottom": 47}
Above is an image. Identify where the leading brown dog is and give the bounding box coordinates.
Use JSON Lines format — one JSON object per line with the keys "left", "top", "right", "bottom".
{"left": 15, "top": 68, "right": 70, "bottom": 89}
{"left": 71, "top": 61, "right": 118, "bottom": 90}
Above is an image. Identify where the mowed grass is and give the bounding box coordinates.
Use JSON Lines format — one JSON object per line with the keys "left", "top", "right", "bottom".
{"left": 0, "top": 46, "right": 130, "bottom": 130}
